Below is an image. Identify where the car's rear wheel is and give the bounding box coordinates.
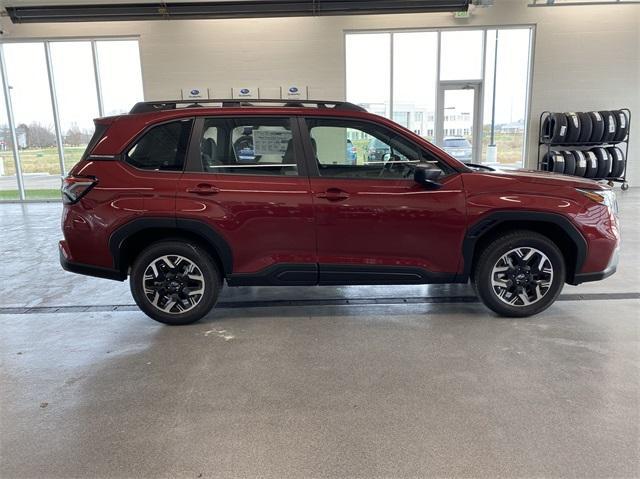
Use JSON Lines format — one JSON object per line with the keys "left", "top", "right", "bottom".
{"left": 130, "top": 241, "right": 221, "bottom": 325}
{"left": 473, "top": 231, "right": 565, "bottom": 317}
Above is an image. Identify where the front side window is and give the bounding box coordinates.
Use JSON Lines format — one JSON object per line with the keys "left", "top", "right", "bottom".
{"left": 126, "top": 119, "right": 192, "bottom": 171}
{"left": 306, "top": 118, "right": 446, "bottom": 179}
{"left": 199, "top": 117, "right": 297, "bottom": 176}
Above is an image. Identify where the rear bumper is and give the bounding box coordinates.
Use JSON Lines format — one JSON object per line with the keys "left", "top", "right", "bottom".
{"left": 59, "top": 241, "right": 125, "bottom": 281}
{"left": 571, "top": 246, "right": 619, "bottom": 285}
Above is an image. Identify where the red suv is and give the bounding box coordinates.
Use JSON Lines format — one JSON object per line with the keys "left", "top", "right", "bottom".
{"left": 59, "top": 100, "right": 620, "bottom": 325}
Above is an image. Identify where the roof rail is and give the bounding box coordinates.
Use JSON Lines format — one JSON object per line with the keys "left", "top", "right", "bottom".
{"left": 129, "top": 99, "right": 367, "bottom": 114}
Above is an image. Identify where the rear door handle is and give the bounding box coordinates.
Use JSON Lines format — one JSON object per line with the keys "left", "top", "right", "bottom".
{"left": 186, "top": 183, "right": 220, "bottom": 195}
{"left": 316, "top": 188, "right": 350, "bottom": 201}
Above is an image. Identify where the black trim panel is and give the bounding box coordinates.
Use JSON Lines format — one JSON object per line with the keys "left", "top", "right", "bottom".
{"left": 319, "top": 264, "right": 458, "bottom": 285}
{"left": 108, "top": 217, "right": 234, "bottom": 275}
{"left": 572, "top": 266, "right": 617, "bottom": 284}
{"left": 461, "top": 211, "right": 588, "bottom": 284}
{"left": 226, "top": 263, "right": 459, "bottom": 286}
{"left": 60, "top": 246, "right": 125, "bottom": 281}
{"left": 227, "top": 263, "right": 318, "bottom": 286}
{"left": 7, "top": 1, "right": 470, "bottom": 24}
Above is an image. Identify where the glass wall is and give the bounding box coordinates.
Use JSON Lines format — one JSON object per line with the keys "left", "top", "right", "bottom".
{"left": 346, "top": 27, "right": 533, "bottom": 166}
{"left": 96, "top": 40, "right": 144, "bottom": 116}
{"left": 392, "top": 32, "right": 438, "bottom": 141}
{"left": 0, "top": 63, "right": 19, "bottom": 200}
{"left": 50, "top": 41, "right": 101, "bottom": 174}
{"left": 4, "top": 42, "right": 60, "bottom": 200}
{"left": 0, "top": 38, "right": 143, "bottom": 201}
{"left": 345, "top": 33, "right": 391, "bottom": 118}
{"left": 483, "top": 29, "right": 532, "bottom": 165}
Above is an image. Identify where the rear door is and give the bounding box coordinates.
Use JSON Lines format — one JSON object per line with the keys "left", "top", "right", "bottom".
{"left": 301, "top": 116, "right": 467, "bottom": 284}
{"left": 176, "top": 115, "right": 317, "bottom": 283}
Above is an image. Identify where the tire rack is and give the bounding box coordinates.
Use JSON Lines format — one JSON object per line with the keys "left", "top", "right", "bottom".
{"left": 537, "top": 109, "right": 630, "bottom": 190}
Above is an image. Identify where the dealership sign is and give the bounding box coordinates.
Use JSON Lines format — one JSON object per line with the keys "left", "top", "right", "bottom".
{"left": 281, "top": 85, "right": 308, "bottom": 100}
{"left": 181, "top": 87, "right": 208, "bottom": 100}
{"left": 232, "top": 87, "right": 259, "bottom": 99}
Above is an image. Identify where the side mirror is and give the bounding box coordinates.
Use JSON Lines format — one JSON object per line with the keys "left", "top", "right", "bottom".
{"left": 414, "top": 166, "right": 442, "bottom": 189}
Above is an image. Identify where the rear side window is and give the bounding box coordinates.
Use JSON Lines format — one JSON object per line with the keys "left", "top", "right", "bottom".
{"left": 126, "top": 119, "right": 192, "bottom": 171}
{"left": 197, "top": 117, "right": 297, "bottom": 176}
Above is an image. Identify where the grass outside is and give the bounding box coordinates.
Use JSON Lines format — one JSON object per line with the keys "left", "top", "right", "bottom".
{"left": 0, "top": 146, "right": 85, "bottom": 176}
{"left": 0, "top": 189, "right": 61, "bottom": 200}
{"left": 482, "top": 131, "right": 525, "bottom": 165}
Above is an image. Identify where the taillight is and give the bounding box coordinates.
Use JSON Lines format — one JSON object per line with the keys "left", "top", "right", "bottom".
{"left": 61, "top": 175, "right": 97, "bottom": 205}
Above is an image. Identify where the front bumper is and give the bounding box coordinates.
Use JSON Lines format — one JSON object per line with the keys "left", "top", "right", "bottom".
{"left": 572, "top": 246, "right": 619, "bottom": 284}
{"left": 59, "top": 240, "right": 125, "bottom": 281}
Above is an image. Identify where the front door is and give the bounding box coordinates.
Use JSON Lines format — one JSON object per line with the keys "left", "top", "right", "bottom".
{"left": 436, "top": 82, "right": 482, "bottom": 164}
{"left": 176, "top": 116, "right": 317, "bottom": 283}
{"left": 301, "top": 117, "right": 467, "bottom": 284}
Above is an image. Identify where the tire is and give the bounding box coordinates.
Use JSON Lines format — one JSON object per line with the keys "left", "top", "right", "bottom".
{"left": 600, "top": 110, "right": 617, "bottom": 143}
{"left": 576, "top": 112, "right": 593, "bottom": 143}
{"left": 560, "top": 150, "right": 576, "bottom": 175}
{"left": 612, "top": 110, "right": 629, "bottom": 142}
{"left": 592, "top": 147, "right": 612, "bottom": 179}
{"left": 583, "top": 150, "right": 598, "bottom": 178}
{"left": 588, "top": 111, "right": 605, "bottom": 143}
{"left": 130, "top": 240, "right": 222, "bottom": 325}
{"left": 564, "top": 112, "right": 581, "bottom": 143}
{"left": 541, "top": 152, "right": 565, "bottom": 173}
{"left": 607, "top": 146, "right": 625, "bottom": 178}
{"left": 541, "top": 113, "right": 568, "bottom": 144}
{"left": 473, "top": 230, "right": 565, "bottom": 317}
{"left": 572, "top": 150, "right": 587, "bottom": 177}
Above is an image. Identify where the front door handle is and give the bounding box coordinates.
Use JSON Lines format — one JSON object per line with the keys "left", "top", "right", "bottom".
{"left": 316, "top": 188, "right": 350, "bottom": 201}
{"left": 186, "top": 183, "right": 220, "bottom": 195}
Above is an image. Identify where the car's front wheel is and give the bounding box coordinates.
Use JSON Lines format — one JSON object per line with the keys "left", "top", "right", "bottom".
{"left": 130, "top": 240, "right": 221, "bottom": 325}
{"left": 473, "top": 231, "right": 566, "bottom": 317}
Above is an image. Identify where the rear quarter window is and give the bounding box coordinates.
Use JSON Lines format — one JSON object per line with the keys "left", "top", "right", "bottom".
{"left": 81, "top": 122, "right": 110, "bottom": 161}
{"left": 125, "top": 119, "right": 193, "bottom": 171}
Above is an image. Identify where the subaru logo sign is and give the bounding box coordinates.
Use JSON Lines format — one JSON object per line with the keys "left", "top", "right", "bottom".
{"left": 289, "top": 87, "right": 299, "bottom": 94}
{"left": 190, "top": 89, "right": 200, "bottom": 96}
{"left": 240, "top": 88, "right": 250, "bottom": 95}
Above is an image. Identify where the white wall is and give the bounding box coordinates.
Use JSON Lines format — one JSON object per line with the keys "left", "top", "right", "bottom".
{"left": 2, "top": 0, "right": 639, "bottom": 184}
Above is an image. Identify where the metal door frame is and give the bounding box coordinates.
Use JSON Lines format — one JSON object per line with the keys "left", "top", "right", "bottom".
{"left": 435, "top": 80, "right": 483, "bottom": 164}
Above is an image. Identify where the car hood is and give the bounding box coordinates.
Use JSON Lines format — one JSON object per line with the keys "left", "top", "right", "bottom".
{"left": 478, "top": 167, "right": 610, "bottom": 191}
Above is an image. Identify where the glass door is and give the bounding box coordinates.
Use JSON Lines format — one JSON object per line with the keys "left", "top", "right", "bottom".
{"left": 436, "top": 82, "right": 481, "bottom": 164}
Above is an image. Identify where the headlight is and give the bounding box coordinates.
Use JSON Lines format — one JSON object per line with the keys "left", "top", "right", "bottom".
{"left": 576, "top": 188, "right": 618, "bottom": 214}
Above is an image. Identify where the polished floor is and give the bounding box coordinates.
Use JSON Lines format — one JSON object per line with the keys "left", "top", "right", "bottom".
{"left": 1, "top": 190, "right": 639, "bottom": 478}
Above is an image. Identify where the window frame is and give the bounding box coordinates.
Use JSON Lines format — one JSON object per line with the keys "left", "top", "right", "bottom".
{"left": 184, "top": 115, "right": 308, "bottom": 178}
{"left": 121, "top": 117, "right": 194, "bottom": 173}
{"left": 298, "top": 116, "right": 453, "bottom": 181}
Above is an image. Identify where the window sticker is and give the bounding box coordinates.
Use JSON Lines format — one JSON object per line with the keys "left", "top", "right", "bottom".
{"left": 252, "top": 130, "right": 292, "bottom": 155}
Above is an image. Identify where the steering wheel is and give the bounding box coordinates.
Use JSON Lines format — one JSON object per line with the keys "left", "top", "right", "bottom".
{"left": 378, "top": 152, "right": 396, "bottom": 177}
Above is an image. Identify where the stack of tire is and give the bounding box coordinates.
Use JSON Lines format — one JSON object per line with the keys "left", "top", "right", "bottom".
{"left": 540, "top": 110, "right": 628, "bottom": 179}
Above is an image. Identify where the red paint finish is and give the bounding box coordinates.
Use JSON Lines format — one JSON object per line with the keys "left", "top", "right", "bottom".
{"left": 461, "top": 169, "right": 619, "bottom": 275}
{"left": 311, "top": 174, "right": 467, "bottom": 273}
{"left": 176, "top": 173, "right": 316, "bottom": 273}
{"left": 60, "top": 105, "right": 620, "bottom": 284}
